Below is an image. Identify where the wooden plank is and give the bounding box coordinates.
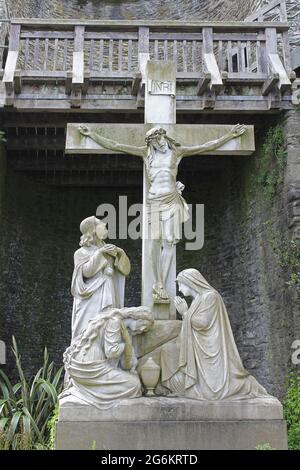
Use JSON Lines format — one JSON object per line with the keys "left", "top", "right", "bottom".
{"left": 131, "top": 71, "right": 142, "bottom": 95}
{"left": 24, "top": 37, "right": 29, "bottom": 70}
{"left": 53, "top": 38, "right": 58, "bottom": 71}
{"left": 268, "top": 53, "right": 291, "bottom": 88}
{"left": 20, "top": 70, "right": 68, "bottom": 78}
{"left": 203, "top": 27, "right": 222, "bottom": 88}
{"left": 261, "top": 73, "right": 279, "bottom": 95}
{"left": 99, "top": 39, "right": 104, "bottom": 71}
{"left": 108, "top": 39, "right": 113, "bottom": 71}
{"left": 137, "top": 28, "right": 149, "bottom": 83}
{"left": 196, "top": 72, "right": 211, "bottom": 95}
{"left": 3, "top": 23, "right": 21, "bottom": 105}
{"left": 85, "top": 32, "right": 138, "bottom": 40}
{"left": 282, "top": 31, "right": 291, "bottom": 72}
{"left": 173, "top": 40, "right": 177, "bottom": 65}
{"left": 238, "top": 41, "right": 245, "bottom": 72}
{"left": 63, "top": 38, "right": 68, "bottom": 71}
{"left": 265, "top": 27, "right": 277, "bottom": 55}
{"left": 246, "top": 41, "right": 251, "bottom": 72}
{"left": 225, "top": 71, "right": 268, "bottom": 82}
{"left": 33, "top": 38, "right": 40, "bottom": 69}
{"left": 154, "top": 40, "right": 159, "bottom": 60}
{"left": 128, "top": 40, "right": 132, "bottom": 72}
{"left": 8, "top": 95, "right": 291, "bottom": 113}
{"left": 118, "top": 40, "right": 123, "bottom": 71}
{"left": 150, "top": 32, "right": 202, "bottom": 41}
{"left": 21, "top": 31, "right": 73, "bottom": 39}
{"left": 192, "top": 40, "right": 196, "bottom": 72}
{"left": 89, "top": 39, "right": 95, "bottom": 70}
{"left": 256, "top": 40, "right": 262, "bottom": 73}
{"left": 213, "top": 33, "right": 265, "bottom": 41}
{"left": 12, "top": 19, "right": 290, "bottom": 31}
{"left": 164, "top": 40, "right": 168, "bottom": 61}
{"left": 203, "top": 27, "right": 213, "bottom": 54}
{"left": 227, "top": 40, "right": 233, "bottom": 73}
{"left": 218, "top": 40, "right": 223, "bottom": 71}
{"left": 44, "top": 38, "right": 49, "bottom": 70}
{"left": 265, "top": 27, "right": 291, "bottom": 89}
{"left": 183, "top": 40, "right": 187, "bottom": 72}
{"left": 138, "top": 26, "right": 149, "bottom": 53}
{"left": 72, "top": 25, "right": 84, "bottom": 83}
{"left": 71, "top": 25, "right": 85, "bottom": 107}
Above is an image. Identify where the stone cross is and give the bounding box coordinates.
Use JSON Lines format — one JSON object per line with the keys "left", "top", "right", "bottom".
{"left": 66, "top": 61, "right": 255, "bottom": 320}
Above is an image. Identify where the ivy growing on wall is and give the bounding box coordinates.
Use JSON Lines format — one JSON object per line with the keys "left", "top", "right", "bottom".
{"left": 265, "top": 223, "right": 300, "bottom": 293}
{"left": 284, "top": 370, "right": 300, "bottom": 450}
{"left": 256, "top": 125, "right": 287, "bottom": 201}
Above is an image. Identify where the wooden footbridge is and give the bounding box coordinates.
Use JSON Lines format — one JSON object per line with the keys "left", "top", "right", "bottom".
{"left": 0, "top": 19, "right": 295, "bottom": 112}
{"left": 0, "top": 10, "right": 297, "bottom": 186}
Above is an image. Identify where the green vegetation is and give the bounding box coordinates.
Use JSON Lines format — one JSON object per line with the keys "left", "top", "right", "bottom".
{"left": 283, "top": 370, "right": 300, "bottom": 450}
{"left": 47, "top": 404, "right": 59, "bottom": 450}
{"left": 256, "top": 125, "right": 287, "bottom": 201}
{"left": 0, "top": 337, "right": 63, "bottom": 450}
{"left": 255, "top": 443, "right": 276, "bottom": 450}
{"left": 267, "top": 227, "right": 300, "bottom": 292}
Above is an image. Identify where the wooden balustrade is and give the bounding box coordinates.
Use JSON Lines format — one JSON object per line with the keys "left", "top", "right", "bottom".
{"left": 1, "top": 19, "right": 293, "bottom": 111}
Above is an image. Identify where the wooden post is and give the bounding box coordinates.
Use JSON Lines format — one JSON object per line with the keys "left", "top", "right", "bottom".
{"left": 136, "top": 26, "right": 149, "bottom": 102}
{"left": 70, "top": 25, "right": 85, "bottom": 107}
{"left": 265, "top": 27, "right": 291, "bottom": 91}
{"left": 2, "top": 23, "right": 21, "bottom": 106}
{"left": 201, "top": 26, "right": 222, "bottom": 107}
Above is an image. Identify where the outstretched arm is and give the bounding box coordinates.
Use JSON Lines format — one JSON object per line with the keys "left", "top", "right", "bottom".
{"left": 178, "top": 124, "right": 247, "bottom": 158}
{"left": 79, "top": 125, "right": 146, "bottom": 158}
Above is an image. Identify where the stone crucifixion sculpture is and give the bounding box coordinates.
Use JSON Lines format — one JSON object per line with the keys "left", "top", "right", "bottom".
{"left": 79, "top": 123, "right": 247, "bottom": 304}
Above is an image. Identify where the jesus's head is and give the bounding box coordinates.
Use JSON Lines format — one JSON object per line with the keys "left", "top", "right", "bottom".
{"left": 145, "top": 127, "right": 180, "bottom": 153}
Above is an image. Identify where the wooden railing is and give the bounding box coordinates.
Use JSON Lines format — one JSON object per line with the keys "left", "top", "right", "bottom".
{"left": 1, "top": 19, "right": 293, "bottom": 108}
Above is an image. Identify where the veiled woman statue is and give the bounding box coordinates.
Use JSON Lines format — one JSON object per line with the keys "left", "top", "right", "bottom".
{"left": 71, "top": 216, "right": 131, "bottom": 339}
{"left": 161, "top": 269, "right": 270, "bottom": 400}
{"left": 61, "top": 307, "right": 153, "bottom": 410}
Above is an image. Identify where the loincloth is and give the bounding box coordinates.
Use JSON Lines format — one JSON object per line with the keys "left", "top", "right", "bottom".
{"left": 147, "top": 190, "right": 189, "bottom": 241}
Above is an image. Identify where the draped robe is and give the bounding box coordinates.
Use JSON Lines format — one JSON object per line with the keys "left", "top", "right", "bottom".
{"left": 71, "top": 245, "right": 130, "bottom": 339}
{"left": 63, "top": 316, "right": 141, "bottom": 410}
{"left": 161, "top": 290, "right": 270, "bottom": 400}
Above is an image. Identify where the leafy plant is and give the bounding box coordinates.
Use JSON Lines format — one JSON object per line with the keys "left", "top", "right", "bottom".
{"left": 47, "top": 404, "right": 58, "bottom": 450}
{"left": 0, "top": 336, "right": 63, "bottom": 450}
{"left": 256, "top": 126, "right": 287, "bottom": 200}
{"left": 255, "top": 443, "right": 276, "bottom": 450}
{"left": 267, "top": 227, "right": 300, "bottom": 292}
{"left": 283, "top": 370, "right": 300, "bottom": 450}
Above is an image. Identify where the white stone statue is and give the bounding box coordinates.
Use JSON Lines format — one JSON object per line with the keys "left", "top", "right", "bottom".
{"left": 71, "top": 216, "right": 131, "bottom": 339}
{"left": 79, "top": 124, "right": 246, "bottom": 304}
{"left": 62, "top": 307, "right": 153, "bottom": 410}
{"left": 160, "top": 268, "right": 270, "bottom": 400}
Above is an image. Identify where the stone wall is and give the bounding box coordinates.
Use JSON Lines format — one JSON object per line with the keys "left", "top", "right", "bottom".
{"left": 0, "top": 115, "right": 299, "bottom": 398}
{"left": 5, "top": 0, "right": 262, "bottom": 21}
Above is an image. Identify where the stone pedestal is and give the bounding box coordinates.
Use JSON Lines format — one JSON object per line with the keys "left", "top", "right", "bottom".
{"left": 56, "top": 396, "right": 287, "bottom": 450}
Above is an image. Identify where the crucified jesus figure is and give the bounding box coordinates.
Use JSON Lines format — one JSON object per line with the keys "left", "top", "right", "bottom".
{"left": 79, "top": 123, "right": 246, "bottom": 303}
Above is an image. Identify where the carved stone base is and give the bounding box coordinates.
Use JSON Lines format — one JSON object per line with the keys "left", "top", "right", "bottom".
{"left": 56, "top": 396, "right": 287, "bottom": 450}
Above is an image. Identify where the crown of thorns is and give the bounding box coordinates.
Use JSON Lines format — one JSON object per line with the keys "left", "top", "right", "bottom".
{"left": 145, "top": 127, "right": 180, "bottom": 147}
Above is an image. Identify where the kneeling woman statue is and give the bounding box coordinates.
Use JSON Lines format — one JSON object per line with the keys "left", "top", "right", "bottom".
{"left": 62, "top": 306, "right": 153, "bottom": 409}
{"left": 161, "top": 269, "right": 270, "bottom": 401}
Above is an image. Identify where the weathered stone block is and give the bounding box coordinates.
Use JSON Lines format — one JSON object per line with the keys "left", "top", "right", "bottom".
{"left": 56, "top": 396, "right": 287, "bottom": 450}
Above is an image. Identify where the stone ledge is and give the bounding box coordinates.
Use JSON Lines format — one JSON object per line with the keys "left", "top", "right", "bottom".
{"left": 56, "top": 419, "right": 287, "bottom": 450}
{"left": 58, "top": 395, "right": 283, "bottom": 422}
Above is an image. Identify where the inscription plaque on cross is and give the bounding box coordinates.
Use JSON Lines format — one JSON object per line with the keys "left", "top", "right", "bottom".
{"left": 65, "top": 61, "right": 255, "bottom": 320}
